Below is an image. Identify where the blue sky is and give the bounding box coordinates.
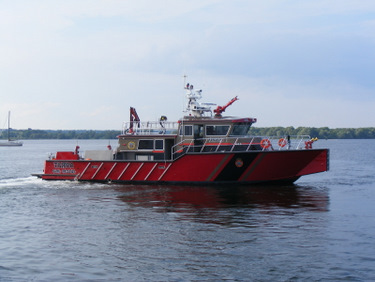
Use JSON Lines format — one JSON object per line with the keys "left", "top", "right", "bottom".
{"left": 1, "top": 0, "right": 374, "bottom": 130}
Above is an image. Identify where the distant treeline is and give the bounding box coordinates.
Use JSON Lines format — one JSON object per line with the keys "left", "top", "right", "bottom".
{"left": 4, "top": 129, "right": 121, "bottom": 140}
{"left": 249, "top": 127, "right": 375, "bottom": 139}
{"left": 3, "top": 127, "right": 375, "bottom": 139}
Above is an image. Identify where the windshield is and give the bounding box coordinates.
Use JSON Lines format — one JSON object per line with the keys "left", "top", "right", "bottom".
{"left": 206, "top": 125, "right": 230, "bottom": 136}
{"left": 230, "top": 123, "right": 251, "bottom": 136}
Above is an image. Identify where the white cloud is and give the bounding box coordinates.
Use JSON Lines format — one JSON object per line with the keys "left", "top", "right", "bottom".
{"left": 1, "top": 0, "right": 374, "bottom": 129}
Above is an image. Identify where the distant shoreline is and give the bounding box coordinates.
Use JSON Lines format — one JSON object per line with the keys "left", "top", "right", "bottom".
{"left": 2, "top": 127, "right": 375, "bottom": 140}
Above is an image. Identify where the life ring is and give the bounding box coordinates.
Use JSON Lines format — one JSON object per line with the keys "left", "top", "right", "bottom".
{"left": 127, "top": 141, "right": 136, "bottom": 150}
{"left": 278, "top": 138, "right": 287, "bottom": 148}
{"left": 260, "top": 139, "right": 271, "bottom": 149}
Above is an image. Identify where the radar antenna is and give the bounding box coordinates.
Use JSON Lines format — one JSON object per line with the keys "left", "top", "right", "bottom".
{"left": 184, "top": 82, "right": 215, "bottom": 117}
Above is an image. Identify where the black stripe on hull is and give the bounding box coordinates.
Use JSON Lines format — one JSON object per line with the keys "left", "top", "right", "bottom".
{"left": 214, "top": 152, "right": 259, "bottom": 181}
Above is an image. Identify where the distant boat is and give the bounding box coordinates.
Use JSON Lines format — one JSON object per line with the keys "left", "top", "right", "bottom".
{"left": 0, "top": 111, "right": 23, "bottom": 147}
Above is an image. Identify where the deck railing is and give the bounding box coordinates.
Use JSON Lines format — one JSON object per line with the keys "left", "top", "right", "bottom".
{"left": 122, "top": 121, "right": 179, "bottom": 135}
{"left": 171, "top": 135, "right": 312, "bottom": 160}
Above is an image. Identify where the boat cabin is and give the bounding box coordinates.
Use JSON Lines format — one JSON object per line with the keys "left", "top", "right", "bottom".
{"left": 114, "top": 115, "right": 257, "bottom": 161}
{"left": 111, "top": 84, "right": 259, "bottom": 161}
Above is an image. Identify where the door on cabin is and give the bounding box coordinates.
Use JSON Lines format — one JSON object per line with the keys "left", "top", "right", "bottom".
{"left": 193, "top": 124, "right": 204, "bottom": 152}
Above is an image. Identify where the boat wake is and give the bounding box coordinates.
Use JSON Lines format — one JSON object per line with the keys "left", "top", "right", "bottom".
{"left": 0, "top": 176, "right": 42, "bottom": 189}
{"left": 0, "top": 176, "right": 107, "bottom": 190}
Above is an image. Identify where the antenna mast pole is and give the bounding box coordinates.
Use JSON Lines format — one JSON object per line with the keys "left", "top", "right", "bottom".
{"left": 7, "top": 111, "right": 10, "bottom": 141}
{"left": 182, "top": 74, "right": 188, "bottom": 113}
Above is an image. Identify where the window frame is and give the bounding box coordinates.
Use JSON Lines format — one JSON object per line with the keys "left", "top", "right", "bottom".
{"left": 138, "top": 139, "right": 164, "bottom": 150}
{"left": 205, "top": 125, "right": 230, "bottom": 136}
{"left": 179, "top": 125, "right": 193, "bottom": 136}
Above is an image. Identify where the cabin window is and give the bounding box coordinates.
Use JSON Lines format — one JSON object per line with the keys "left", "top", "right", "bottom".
{"left": 179, "top": 125, "right": 193, "bottom": 136}
{"left": 206, "top": 125, "right": 230, "bottom": 136}
{"left": 155, "top": 140, "right": 164, "bottom": 150}
{"left": 136, "top": 155, "right": 154, "bottom": 161}
{"left": 230, "top": 123, "right": 251, "bottom": 136}
{"left": 138, "top": 139, "right": 164, "bottom": 150}
{"left": 138, "top": 140, "right": 154, "bottom": 149}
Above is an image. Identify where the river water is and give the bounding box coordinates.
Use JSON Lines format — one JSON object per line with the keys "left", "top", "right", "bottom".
{"left": 0, "top": 139, "right": 374, "bottom": 281}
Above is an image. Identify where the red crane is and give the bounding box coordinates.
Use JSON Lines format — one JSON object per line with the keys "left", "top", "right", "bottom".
{"left": 128, "top": 107, "right": 140, "bottom": 133}
{"left": 213, "top": 96, "right": 239, "bottom": 117}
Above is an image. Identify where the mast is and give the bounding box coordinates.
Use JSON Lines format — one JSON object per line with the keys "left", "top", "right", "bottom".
{"left": 7, "top": 111, "right": 10, "bottom": 141}
{"left": 184, "top": 82, "right": 215, "bottom": 117}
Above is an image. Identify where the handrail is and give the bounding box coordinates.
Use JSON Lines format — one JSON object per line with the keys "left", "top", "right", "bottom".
{"left": 171, "top": 135, "right": 312, "bottom": 160}
{"left": 122, "top": 121, "right": 179, "bottom": 135}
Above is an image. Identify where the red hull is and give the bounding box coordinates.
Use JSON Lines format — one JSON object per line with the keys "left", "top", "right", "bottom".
{"left": 35, "top": 149, "right": 329, "bottom": 185}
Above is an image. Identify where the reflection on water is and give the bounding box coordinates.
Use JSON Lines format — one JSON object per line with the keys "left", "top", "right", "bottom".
{"left": 115, "top": 184, "right": 329, "bottom": 219}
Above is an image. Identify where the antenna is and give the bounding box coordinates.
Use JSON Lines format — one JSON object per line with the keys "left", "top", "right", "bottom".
{"left": 182, "top": 74, "right": 188, "bottom": 113}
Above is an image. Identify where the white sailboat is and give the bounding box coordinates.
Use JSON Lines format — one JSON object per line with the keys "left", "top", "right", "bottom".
{"left": 0, "top": 111, "right": 23, "bottom": 146}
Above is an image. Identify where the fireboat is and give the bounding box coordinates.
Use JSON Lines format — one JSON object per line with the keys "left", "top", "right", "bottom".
{"left": 33, "top": 82, "right": 329, "bottom": 184}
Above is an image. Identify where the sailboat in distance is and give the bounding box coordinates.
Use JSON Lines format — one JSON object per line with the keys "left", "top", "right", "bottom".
{"left": 0, "top": 111, "right": 23, "bottom": 146}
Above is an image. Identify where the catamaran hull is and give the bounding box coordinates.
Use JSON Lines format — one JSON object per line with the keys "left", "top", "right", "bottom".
{"left": 34, "top": 149, "right": 329, "bottom": 185}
